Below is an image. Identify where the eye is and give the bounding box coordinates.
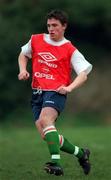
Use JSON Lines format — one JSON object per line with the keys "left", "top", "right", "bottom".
{"left": 53, "top": 24, "right": 57, "bottom": 27}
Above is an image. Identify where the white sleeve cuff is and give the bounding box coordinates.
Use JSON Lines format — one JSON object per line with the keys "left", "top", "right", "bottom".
{"left": 71, "top": 49, "right": 93, "bottom": 75}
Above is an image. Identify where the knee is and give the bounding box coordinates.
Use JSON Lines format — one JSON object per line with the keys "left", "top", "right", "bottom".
{"left": 35, "top": 117, "right": 48, "bottom": 130}
{"left": 35, "top": 119, "right": 41, "bottom": 127}
{"left": 35, "top": 120, "right": 45, "bottom": 139}
{"left": 38, "top": 117, "right": 47, "bottom": 129}
{"left": 39, "top": 114, "right": 53, "bottom": 129}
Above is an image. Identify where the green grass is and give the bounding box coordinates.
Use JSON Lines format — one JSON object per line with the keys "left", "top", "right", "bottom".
{"left": 0, "top": 124, "right": 111, "bottom": 180}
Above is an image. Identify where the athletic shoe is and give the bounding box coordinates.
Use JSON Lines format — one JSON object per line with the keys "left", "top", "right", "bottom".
{"left": 78, "top": 148, "right": 91, "bottom": 175}
{"left": 44, "top": 162, "right": 64, "bottom": 176}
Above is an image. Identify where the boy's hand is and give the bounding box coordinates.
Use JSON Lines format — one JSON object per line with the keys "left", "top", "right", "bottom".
{"left": 18, "top": 70, "right": 30, "bottom": 80}
{"left": 57, "top": 85, "right": 72, "bottom": 94}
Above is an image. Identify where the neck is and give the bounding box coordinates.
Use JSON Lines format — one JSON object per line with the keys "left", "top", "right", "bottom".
{"left": 50, "top": 36, "right": 64, "bottom": 42}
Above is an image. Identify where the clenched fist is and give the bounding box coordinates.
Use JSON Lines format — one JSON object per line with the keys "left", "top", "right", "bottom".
{"left": 18, "top": 70, "right": 30, "bottom": 80}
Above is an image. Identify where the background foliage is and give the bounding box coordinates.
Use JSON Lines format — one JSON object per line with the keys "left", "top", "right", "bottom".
{"left": 0, "top": 0, "right": 111, "bottom": 122}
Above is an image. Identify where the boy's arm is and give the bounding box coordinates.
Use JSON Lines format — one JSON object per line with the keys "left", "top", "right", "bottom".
{"left": 18, "top": 52, "right": 30, "bottom": 80}
{"left": 57, "top": 71, "right": 87, "bottom": 94}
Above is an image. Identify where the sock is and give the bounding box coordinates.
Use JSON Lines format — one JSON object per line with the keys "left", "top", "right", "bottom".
{"left": 43, "top": 125, "right": 60, "bottom": 165}
{"left": 59, "top": 135, "right": 84, "bottom": 158}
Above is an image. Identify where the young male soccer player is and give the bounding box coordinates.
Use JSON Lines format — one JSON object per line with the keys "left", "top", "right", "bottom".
{"left": 18, "top": 9, "right": 92, "bottom": 176}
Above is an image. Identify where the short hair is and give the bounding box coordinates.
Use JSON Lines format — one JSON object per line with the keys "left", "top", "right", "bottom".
{"left": 46, "top": 9, "right": 68, "bottom": 25}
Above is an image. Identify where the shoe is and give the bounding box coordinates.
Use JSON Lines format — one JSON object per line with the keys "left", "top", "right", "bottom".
{"left": 44, "top": 162, "right": 64, "bottom": 176}
{"left": 78, "top": 148, "right": 91, "bottom": 175}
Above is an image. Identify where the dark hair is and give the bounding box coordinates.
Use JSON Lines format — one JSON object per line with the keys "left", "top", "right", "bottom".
{"left": 46, "top": 9, "right": 68, "bottom": 25}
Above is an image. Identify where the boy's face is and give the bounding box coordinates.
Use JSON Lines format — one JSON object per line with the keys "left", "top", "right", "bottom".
{"left": 47, "top": 18, "right": 67, "bottom": 41}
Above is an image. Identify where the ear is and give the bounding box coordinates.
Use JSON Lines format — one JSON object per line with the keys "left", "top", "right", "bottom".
{"left": 63, "top": 23, "right": 67, "bottom": 30}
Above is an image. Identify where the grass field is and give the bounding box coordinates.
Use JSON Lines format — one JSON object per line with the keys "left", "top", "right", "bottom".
{"left": 0, "top": 124, "right": 111, "bottom": 180}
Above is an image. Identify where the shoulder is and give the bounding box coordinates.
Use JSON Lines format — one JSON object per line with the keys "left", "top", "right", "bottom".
{"left": 31, "top": 33, "right": 43, "bottom": 40}
{"left": 65, "top": 41, "right": 77, "bottom": 54}
{"left": 31, "top": 33, "right": 44, "bottom": 47}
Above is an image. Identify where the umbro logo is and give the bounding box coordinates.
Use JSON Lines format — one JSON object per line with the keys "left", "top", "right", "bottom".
{"left": 38, "top": 52, "right": 57, "bottom": 62}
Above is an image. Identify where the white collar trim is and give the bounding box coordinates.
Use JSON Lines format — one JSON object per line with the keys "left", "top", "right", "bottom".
{"left": 44, "top": 34, "right": 69, "bottom": 46}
